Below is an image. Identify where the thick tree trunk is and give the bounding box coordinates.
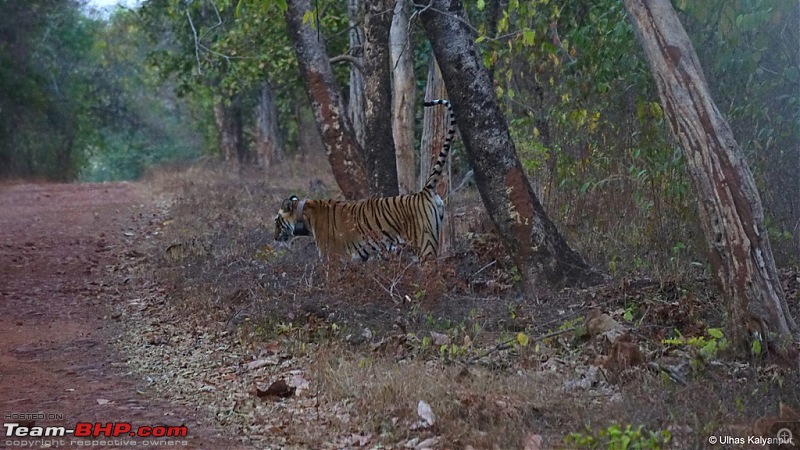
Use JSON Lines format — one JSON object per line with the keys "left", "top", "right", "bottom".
{"left": 419, "top": 0, "right": 604, "bottom": 289}
{"left": 390, "top": 0, "right": 416, "bottom": 195}
{"left": 232, "top": 100, "right": 249, "bottom": 166}
{"left": 419, "top": 55, "right": 452, "bottom": 253}
{"left": 362, "top": 0, "right": 399, "bottom": 196}
{"left": 212, "top": 98, "right": 239, "bottom": 164}
{"left": 419, "top": 55, "right": 448, "bottom": 195}
{"left": 296, "top": 102, "right": 326, "bottom": 161}
{"left": 286, "top": 0, "right": 369, "bottom": 200}
{"left": 255, "top": 79, "right": 283, "bottom": 169}
{"left": 624, "top": 0, "right": 798, "bottom": 353}
{"left": 348, "top": 0, "right": 366, "bottom": 147}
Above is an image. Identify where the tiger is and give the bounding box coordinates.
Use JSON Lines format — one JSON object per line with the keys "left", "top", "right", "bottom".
{"left": 274, "top": 99, "right": 456, "bottom": 261}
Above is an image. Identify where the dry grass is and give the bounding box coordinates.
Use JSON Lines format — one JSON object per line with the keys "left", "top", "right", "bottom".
{"left": 112, "top": 160, "right": 800, "bottom": 449}
{"left": 312, "top": 352, "right": 565, "bottom": 448}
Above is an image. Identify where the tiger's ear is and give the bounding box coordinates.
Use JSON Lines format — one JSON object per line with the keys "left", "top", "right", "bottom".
{"left": 281, "top": 195, "right": 300, "bottom": 213}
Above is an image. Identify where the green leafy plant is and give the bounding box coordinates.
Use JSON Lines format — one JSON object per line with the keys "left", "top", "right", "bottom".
{"left": 662, "top": 328, "right": 729, "bottom": 360}
{"left": 622, "top": 306, "right": 636, "bottom": 322}
{"left": 565, "top": 424, "right": 671, "bottom": 449}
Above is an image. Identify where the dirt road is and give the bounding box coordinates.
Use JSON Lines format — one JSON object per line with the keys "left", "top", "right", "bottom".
{"left": 0, "top": 182, "right": 246, "bottom": 449}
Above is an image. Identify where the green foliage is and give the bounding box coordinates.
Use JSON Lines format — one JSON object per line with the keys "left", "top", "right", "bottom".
{"left": 0, "top": 1, "right": 96, "bottom": 179}
{"left": 622, "top": 306, "right": 635, "bottom": 323}
{"left": 469, "top": 0, "right": 698, "bottom": 277}
{"left": 0, "top": 2, "right": 204, "bottom": 181}
{"left": 662, "top": 328, "right": 730, "bottom": 360}
{"left": 467, "top": 0, "right": 798, "bottom": 276}
{"left": 566, "top": 424, "right": 671, "bottom": 450}
{"left": 677, "top": 0, "right": 800, "bottom": 265}
{"left": 81, "top": 10, "right": 204, "bottom": 180}
{"left": 137, "top": 0, "right": 349, "bottom": 159}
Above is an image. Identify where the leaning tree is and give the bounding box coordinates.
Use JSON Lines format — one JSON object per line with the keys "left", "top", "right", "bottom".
{"left": 623, "top": 0, "right": 798, "bottom": 356}
{"left": 285, "top": 0, "right": 369, "bottom": 200}
{"left": 419, "top": 0, "right": 604, "bottom": 289}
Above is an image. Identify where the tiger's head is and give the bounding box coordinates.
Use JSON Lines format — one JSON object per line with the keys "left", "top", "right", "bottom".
{"left": 274, "top": 195, "right": 309, "bottom": 242}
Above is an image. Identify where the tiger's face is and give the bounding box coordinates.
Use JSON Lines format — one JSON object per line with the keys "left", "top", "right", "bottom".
{"left": 274, "top": 195, "right": 311, "bottom": 242}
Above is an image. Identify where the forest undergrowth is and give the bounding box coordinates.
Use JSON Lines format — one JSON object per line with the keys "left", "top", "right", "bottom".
{"left": 113, "top": 161, "right": 800, "bottom": 449}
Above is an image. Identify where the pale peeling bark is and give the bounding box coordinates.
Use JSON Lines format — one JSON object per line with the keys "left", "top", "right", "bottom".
{"left": 286, "top": 0, "right": 368, "bottom": 200}
{"left": 363, "top": 0, "right": 399, "bottom": 196}
{"left": 419, "top": 0, "right": 603, "bottom": 288}
{"left": 420, "top": 55, "right": 448, "bottom": 195}
{"left": 255, "top": 79, "right": 283, "bottom": 168}
{"left": 390, "top": 0, "right": 416, "bottom": 195}
{"left": 419, "top": 55, "right": 452, "bottom": 253}
{"left": 624, "top": 0, "right": 798, "bottom": 353}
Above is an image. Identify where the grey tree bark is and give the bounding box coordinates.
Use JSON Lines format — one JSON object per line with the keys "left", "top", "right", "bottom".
{"left": 347, "top": 0, "right": 366, "bottom": 147}
{"left": 213, "top": 96, "right": 246, "bottom": 166}
{"left": 390, "top": 0, "right": 416, "bottom": 194}
{"left": 285, "top": 0, "right": 368, "bottom": 200}
{"left": 624, "top": 0, "right": 798, "bottom": 354}
{"left": 419, "top": 0, "right": 604, "bottom": 289}
{"left": 255, "top": 79, "right": 283, "bottom": 168}
{"left": 362, "top": 0, "right": 399, "bottom": 196}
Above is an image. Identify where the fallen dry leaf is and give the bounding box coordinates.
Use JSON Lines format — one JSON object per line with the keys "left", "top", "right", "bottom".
{"left": 246, "top": 356, "right": 279, "bottom": 371}
{"left": 416, "top": 436, "right": 440, "bottom": 449}
{"left": 417, "top": 400, "right": 436, "bottom": 426}
{"left": 288, "top": 373, "right": 310, "bottom": 393}
{"left": 430, "top": 331, "right": 451, "bottom": 346}
{"left": 254, "top": 379, "right": 295, "bottom": 399}
{"left": 604, "top": 339, "right": 644, "bottom": 373}
{"left": 263, "top": 341, "right": 282, "bottom": 355}
{"left": 523, "top": 433, "right": 544, "bottom": 450}
{"left": 586, "top": 309, "right": 626, "bottom": 344}
{"left": 341, "top": 432, "right": 371, "bottom": 447}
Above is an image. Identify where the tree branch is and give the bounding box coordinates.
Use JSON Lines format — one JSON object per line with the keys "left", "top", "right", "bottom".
{"left": 329, "top": 54, "right": 364, "bottom": 74}
{"left": 185, "top": 9, "right": 202, "bottom": 74}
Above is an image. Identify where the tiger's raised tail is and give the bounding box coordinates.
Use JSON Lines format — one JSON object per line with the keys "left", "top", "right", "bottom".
{"left": 422, "top": 99, "right": 456, "bottom": 192}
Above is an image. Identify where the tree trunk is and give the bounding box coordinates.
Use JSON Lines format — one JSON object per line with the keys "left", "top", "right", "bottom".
{"left": 213, "top": 98, "right": 239, "bottom": 164}
{"left": 419, "top": 0, "right": 604, "bottom": 289}
{"left": 286, "top": 0, "right": 369, "bottom": 200}
{"left": 362, "top": 0, "right": 399, "bottom": 196}
{"left": 56, "top": 133, "right": 75, "bottom": 182}
{"left": 390, "top": 0, "right": 416, "bottom": 194}
{"left": 419, "top": 55, "right": 448, "bottom": 194}
{"left": 255, "top": 79, "right": 283, "bottom": 169}
{"left": 419, "top": 54, "right": 452, "bottom": 253}
{"left": 348, "top": 0, "right": 366, "bottom": 147}
{"left": 296, "top": 102, "right": 326, "bottom": 161}
{"left": 624, "top": 0, "right": 798, "bottom": 354}
{"left": 232, "top": 99, "right": 248, "bottom": 166}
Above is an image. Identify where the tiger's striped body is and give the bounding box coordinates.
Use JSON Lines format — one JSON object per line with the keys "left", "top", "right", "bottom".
{"left": 274, "top": 99, "right": 456, "bottom": 261}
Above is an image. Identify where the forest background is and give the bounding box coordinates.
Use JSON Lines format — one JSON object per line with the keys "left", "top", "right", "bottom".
{"left": 0, "top": 0, "right": 797, "bottom": 271}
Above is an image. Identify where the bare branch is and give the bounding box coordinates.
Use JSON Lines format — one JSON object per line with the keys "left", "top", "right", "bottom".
{"left": 412, "top": 3, "right": 480, "bottom": 36}
{"left": 208, "top": 0, "right": 223, "bottom": 26}
{"left": 185, "top": 9, "right": 203, "bottom": 74}
{"left": 329, "top": 54, "right": 364, "bottom": 74}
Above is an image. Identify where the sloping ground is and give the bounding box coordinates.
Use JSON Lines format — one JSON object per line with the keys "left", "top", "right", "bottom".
{"left": 108, "top": 166, "right": 800, "bottom": 449}
{"left": 0, "top": 182, "right": 250, "bottom": 449}
{"left": 4, "top": 174, "right": 797, "bottom": 450}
